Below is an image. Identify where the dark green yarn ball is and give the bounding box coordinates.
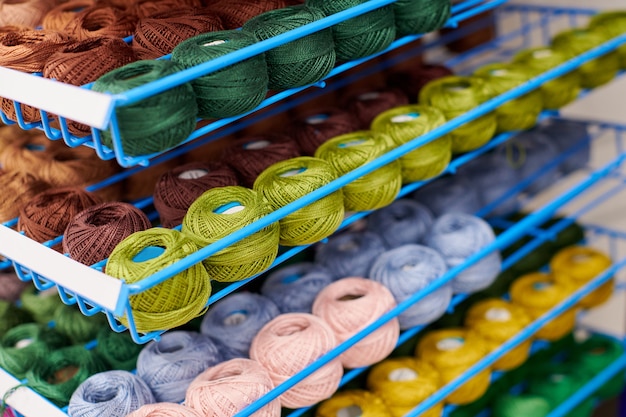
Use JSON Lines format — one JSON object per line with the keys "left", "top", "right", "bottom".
{"left": 393, "top": 0, "right": 452, "bottom": 37}
{"left": 493, "top": 394, "right": 551, "bottom": 417}
{"left": 53, "top": 304, "right": 108, "bottom": 345}
{"left": 92, "top": 60, "right": 198, "bottom": 157}
{"left": 242, "top": 5, "right": 336, "bottom": 90}
{"left": 306, "top": 0, "right": 396, "bottom": 61}
{"left": 172, "top": 30, "right": 269, "bottom": 119}
{"left": 570, "top": 334, "right": 625, "bottom": 399}
{"left": 0, "top": 300, "right": 32, "bottom": 337}
{"left": 95, "top": 328, "right": 143, "bottom": 371}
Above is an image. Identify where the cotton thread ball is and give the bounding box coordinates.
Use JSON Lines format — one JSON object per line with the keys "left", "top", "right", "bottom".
{"left": 200, "top": 292, "right": 280, "bottom": 357}
{"left": 588, "top": 11, "right": 626, "bottom": 69}
{"left": 570, "top": 334, "right": 625, "bottom": 399}
{"left": 288, "top": 107, "right": 360, "bottom": 156}
{"left": 205, "top": 0, "right": 295, "bottom": 29}
{"left": 392, "top": 0, "right": 451, "bottom": 36}
{"left": 68, "top": 370, "right": 155, "bottom": 417}
{"left": 253, "top": 157, "right": 345, "bottom": 246}
{"left": 419, "top": 76, "right": 497, "bottom": 153}
{"left": 42, "top": 0, "right": 95, "bottom": 31}
{"left": 473, "top": 62, "right": 543, "bottom": 133}
{"left": 509, "top": 272, "right": 578, "bottom": 341}
{"left": 512, "top": 47, "right": 581, "bottom": 110}
{"left": 366, "top": 357, "right": 442, "bottom": 417}
{"left": 137, "top": 331, "right": 224, "bottom": 403}
{"left": 0, "top": 300, "right": 32, "bottom": 339}
{"left": 185, "top": 358, "right": 281, "bottom": 417}
{"left": 415, "top": 328, "right": 491, "bottom": 405}
{"left": 367, "top": 199, "right": 434, "bottom": 249}
{"left": 92, "top": 60, "right": 198, "bottom": 157}
{"left": 261, "top": 262, "right": 334, "bottom": 314}
{"left": 172, "top": 29, "right": 269, "bottom": 119}
{"left": 221, "top": 134, "right": 301, "bottom": 188}
{"left": 0, "top": 272, "right": 30, "bottom": 302}
{"left": 312, "top": 277, "right": 399, "bottom": 368}
{"left": 130, "top": 0, "right": 203, "bottom": 19}
{"left": 63, "top": 202, "right": 152, "bottom": 266}
{"left": 126, "top": 403, "right": 204, "bottom": 417}
{"left": 492, "top": 394, "right": 551, "bottom": 417}
{"left": 425, "top": 213, "right": 501, "bottom": 294}
{"left": 305, "top": 0, "right": 395, "bottom": 61}
{"left": 316, "top": 390, "right": 392, "bottom": 417}
{"left": 315, "top": 231, "right": 387, "bottom": 279}
{"left": 464, "top": 299, "right": 532, "bottom": 371}
{"left": 369, "top": 244, "right": 452, "bottom": 329}
{"left": 106, "top": 228, "right": 212, "bottom": 332}
{"left": 343, "top": 88, "right": 409, "bottom": 129}
{"left": 387, "top": 64, "right": 455, "bottom": 101}
{"left": 53, "top": 304, "right": 108, "bottom": 344}
{"left": 550, "top": 246, "right": 613, "bottom": 309}
{"left": 242, "top": 5, "right": 336, "bottom": 90}
{"left": 65, "top": 5, "right": 138, "bottom": 40}
{"left": 95, "top": 328, "right": 143, "bottom": 371}
{"left": 19, "top": 286, "right": 63, "bottom": 325}
{"left": 182, "top": 186, "right": 280, "bottom": 282}
{"left": 0, "top": 0, "right": 55, "bottom": 28}
{"left": 314, "top": 130, "right": 402, "bottom": 211}
{"left": 526, "top": 363, "right": 592, "bottom": 412}
{"left": 249, "top": 313, "right": 344, "bottom": 408}
{"left": 412, "top": 175, "right": 481, "bottom": 217}
{"left": 370, "top": 105, "right": 452, "bottom": 183}
{"left": 539, "top": 119, "right": 590, "bottom": 175}
{"left": 0, "top": 170, "right": 50, "bottom": 223}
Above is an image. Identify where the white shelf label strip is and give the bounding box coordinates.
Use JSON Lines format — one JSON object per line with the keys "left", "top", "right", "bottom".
{"left": 0, "top": 226, "right": 123, "bottom": 312}
{"left": 0, "top": 67, "right": 114, "bottom": 130}
{"left": 0, "top": 369, "right": 67, "bottom": 417}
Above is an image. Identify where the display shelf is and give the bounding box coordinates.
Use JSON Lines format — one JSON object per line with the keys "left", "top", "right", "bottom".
{"left": 0, "top": 0, "right": 506, "bottom": 168}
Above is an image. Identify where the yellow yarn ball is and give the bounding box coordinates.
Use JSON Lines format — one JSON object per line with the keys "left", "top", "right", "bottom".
{"left": 550, "top": 246, "right": 613, "bottom": 308}
{"left": 181, "top": 186, "right": 280, "bottom": 282}
{"left": 370, "top": 105, "right": 451, "bottom": 183}
{"left": 367, "top": 357, "right": 443, "bottom": 417}
{"left": 415, "top": 328, "right": 491, "bottom": 405}
{"left": 315, "top": 390, "right": 392, "bottom": 417}
{"left": 509, "top": 272, "right": 578, "bottom": 341}
{"left": 418, "top": 76, "right": 497, "bottom": 153}
{"left": 314, "top": 130, "right": 402, "bottom": 212}
{"left": 464, "top": 298, "right": 532, "bottom": 371}
{"left": 588, "top": 11, "right": 626, "bottom": 69}
{"left": 105, "top": 228, "right": 211, "bottom": 333}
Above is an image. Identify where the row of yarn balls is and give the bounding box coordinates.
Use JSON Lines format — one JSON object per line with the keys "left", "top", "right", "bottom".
{"left": 31, "top": 241, "right": 614, "bottom": 417}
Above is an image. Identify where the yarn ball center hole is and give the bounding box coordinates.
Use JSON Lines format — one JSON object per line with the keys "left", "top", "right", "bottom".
{"left": 133, "top": 246, "right": 167, "bottom": 263}
{"left": 305, "top": 114, "right": 329, "bottom": 125}
{"left": 87, "top": 387, "right": 118, "bottom": 403}
{"left": 213, "top": 202, "right": 245, "bottom": 214}
{"left": 436, "top": 337, "right": 465, "bottom": 351}
{"left": 25, "top": 144, "right": 46, "bottom": 152}
{"left": 223, "top": 310, "right": 248, "bottom": 326}
{"left": 277, "top": 322, "right": 309, "bottom": 337}
{"left": 444, "top": 81, "right": 471, "bottom": 92}
{"left": 338, "top": 138, "right": 367, "bottom": 148}
{"left": 391, "top": 112, "right": 420, "bottom": 123}
{"left": 244, "top": 140, "right": 271, "bottom": 150}
{"left": 336, "top": 405, "right": 363, "bottom": 417}
{"left": 337, "top": 293, "right": 365, "bottom": 302}
{"left": 388, "top": 367, "right": 418, "bottom": 382}
{"left": 589, "top": 346, "right": 608, "bottom": 355}
{"left": 357, "top": 92, "right": 381, "bottom": 101}
{"left": 178, "top": 169, "right": 209, "bottom": 180}
{"left": 550, "top": 374, "right": 566, "bottom": 383}
{"left": 281, "top": 273, "right": 302, "bottom": 284}
{"left": 532, "top": 281, "right": 552, "bottom": 291}
{"left": 14, "top": 338, "right": 34, "bottom": 349}
{"left": 279, "top": 167, "right": 307, "bottom": 178}
{"left": 533, "top": 49, "right": 554, "bottom": 59}
{"left": 201, "top": 39, "right": 228, "bottom": 47}
{"left": 50, "top": 365, "right": 80, "bottom": 384}
{"left": 485, "top": 307, "right": 512, "bottom": 322}
{"left": 571, "top": 253, "right": 592, "bottom": 263}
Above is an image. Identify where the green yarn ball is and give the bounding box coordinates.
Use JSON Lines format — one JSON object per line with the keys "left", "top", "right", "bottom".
{"left": 588, "top": 11, "right": 626, "bottom": 69}
{"left": 20, "top": 286, "right": 64, "bottom": 325}
{"left": 242, "top": 5, "right": 336, "bottom": 90}
{"left": 570, "top": 334, "right": 625, "bottom": 399}
{"left": 393, "top": 0, "right": 452, "bottom": 36}
{"left": 492, "top": 394, "right": 551, "bottom": 417}
{"left": 306, "top": 0, "right": 396, "bottom": 61}
{"left": 171, "top": 30, "right": 269, "bottom": 119}
{"left": 53, "top": 304, "right": 107, "bottom": 344}
{"left": 182, "top": 186, "right": 280, "bottom": 282}
{"left": 92, "top": 60, "right": 198, "bottom": 157}
{"left": 0, "top": 300, "right": 32, "bottom": 337}
{"left": 95, "top": 328, "right": 143, "bottom": 371}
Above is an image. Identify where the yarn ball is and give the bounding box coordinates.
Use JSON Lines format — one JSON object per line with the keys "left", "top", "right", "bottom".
{"left": 242, "top": 5, "right": 336, "bottom": 90}
{"left": 588, "top": 11, "right": 626, "bottom": 69}
{"left": 526, "top": 363, "right": 591, "bottom": 411}
{"left": 392, "top": 0, "right": 451, "bottom": 36}
{"left": 253, "top": 156, "right": 345, "bottom": 246}
{"left": 412, "top": 175, "right": 482, "bottom": 217}
{"left": 314, "top": 130, "right": 402, "bottom": 211}
{"left": 367, "top": 357, "right": 443, "bottom": 417}
{"left": 68, "top": 370, "right": 155, "bottom": 417}
{"left": 343, "top": 88, "right": 410, "bottom": 129}
{"left": 200, "top": 292, "right": 280, "bottom": 357}
{"left": 0, "top": 300, "right": 32, "bottom": 339}
{"left": 312, "top": 277, "right": 399, "bottom": 368}
{"left": 0, "top": 0, "right": 55, "bottom": 28}
{"left": 0, "top": 170, "right": 50, "bottom": 223}
{"left": 205, "top": 0, "right": 295, "bottom": 29}
{"left": 387, "top": 64, "right": 455, "bottom": 101}
{"left": 492, "top": 394, "right": 551, "bottom": 417}
{"left": 185, "top": 358, "right": 281, "bottom": 417}
{"left": 129, "top": 0, "right": 203, "bottom": 19}
{"left": 370, "top": 105, "right": 452, "bottom": 183}
{"left": 42, "top": 0, "right": 95, "bottom": 31}
{"left": 19, "top": 286, "right": 63, "bottom": 325}
{"left": 419, "top": 75, "right": 497, "bottom": 153}
{"left": 63, "top": 202, "right": 152, "bottom": 266}
{"left": 182, "top": 186, "right": 280, "bottom": 282}
{"left": 105, "top": 228, "right": 212, "bottom": 332}
{"left": 95, "top": 328, "right": 143, "bottom": 371}
{"left": 366, "top": 199, "right": 434, "bottom": 248}
{"left": 0, "top": 272, "right": 30, "bottom": 302}
{"left": 52, "top": 304, "right": 108, "bottom": 344}
{"left": 288, "top": 107, "right": 360, "bottom": 156}
{"left": 315, "top": 231, "right": 387, "bottom": 279}
{"left": 126, "top": 403, "right": 204, "bottom": 417}
{"left": 261, "top": 262, "right": 334, "bottom": 314}
{"left": 91, "top": 60, "right": 198, "bottom": 157}
{"left": 221, "top": 134, "right": 301, "bottom": 188}
{"left": 153, "top": 161, "right": 239, "bottom": 228}
{"left": 424, "top": 213, "right": 501, "bottom": 294}
{"left": 249, "top": 313, "right": 344, "bottom": 408}
{"left": 316, "top": 390, "right": 393, "bottom": 417}
{"left": 570, "top": 334, "right": 625, "bottom": 399}
{"left": 64, "top": 5, "right": 138, "bottom": 40}
{"left": 306, "top": 0, "right": 396, "bottom": 61}
{"left": 539, "top": 119, "right": 590, "bottom": 175}
{"left": 136, "top": 331, "right": 224, "bottom": 403}
{"left": 369, "top": 244, "right": 452, "bottom": 329}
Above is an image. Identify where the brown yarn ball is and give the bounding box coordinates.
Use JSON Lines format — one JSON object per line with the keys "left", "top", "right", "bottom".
{"left": 64, "top": 5, "right": 138, "bottom": 40}
{"left": 343, "top": 87, "right": 410, "bottom": 129}
{"left": 43, "top": 36, "right": 137, "bottom": 136}
{"left": 0, "top": 0, "right": 56, "bottom": 28}
{"left": 388, "top": 64, "right": 455, "bottom": 101}
{"left": 63, "top": 201, "right": 152, "bottom": 265}
{"left": 153, "top": 161, "right": 239, "bottom": 228}
{"left": 132, "top": 9, "right": 223, "bottom": 59}
{"left": 0, "top": 170, "right": 50, "bottom": 223}
{"left": 288, "top": 107, "right": 360, "bottom": 156}
{"left": 130, "top": 0, "right": 203, "bottom": 19}
{"left": 42, "top": 0, "right": 96, "bottom": 31}
{"left": 18, "top": 187, "right": 102, "bottom": 247}
{"left": 122, "top": 157, "right": 181, "bottom": 202}
{"left": 204, "top": 0, "right": 293, "bottom": 29}
{"left": 221, "top": 134, "right": 301, "bottom": 187}
{"left": 0, "top": 24, "right": 31, "bottom": 33}
{"left": 0, "top": 125, "right": 61, "bottom": 157}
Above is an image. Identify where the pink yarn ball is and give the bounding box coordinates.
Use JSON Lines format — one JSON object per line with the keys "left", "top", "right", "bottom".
{"left": 126, "top": 403, "right": 203, "bottom": 417}
{"left": 312, "top": 277, "right": 400, "bottom": 369}
{"left": 185, "top": 358, "right": 280, "bottom": 417}
{"left": 249, "top": 313, "right": 343, "bottom": 409}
